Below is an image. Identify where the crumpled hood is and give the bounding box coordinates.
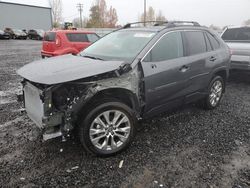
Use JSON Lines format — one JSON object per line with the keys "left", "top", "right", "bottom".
{"left": 17, "top": 54, "right": 124, "bottom": 85}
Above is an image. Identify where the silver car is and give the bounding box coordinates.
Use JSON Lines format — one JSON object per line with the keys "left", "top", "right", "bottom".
{"left": 221, "top": 26, "right": 250, "bottom": 70}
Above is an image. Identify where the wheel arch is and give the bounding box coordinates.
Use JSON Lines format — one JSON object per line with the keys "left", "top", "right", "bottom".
{"left": 79, "top": 88, "right": 141, "bottom": 117}
{"left": 212, "top": 68, "right": 228, "bottom": 93}
{"left": 57, "top": 48, "right": 79, "bottom": 55}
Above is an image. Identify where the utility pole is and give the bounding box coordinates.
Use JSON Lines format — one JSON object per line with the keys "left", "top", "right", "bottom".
{"left": 144, "top": 0, "right": 147, "bottom": 26}
{"left": 77, "top": 3, "right": 83, "bottom": 28}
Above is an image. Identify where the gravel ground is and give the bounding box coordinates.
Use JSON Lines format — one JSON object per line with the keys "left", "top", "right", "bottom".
{"left": 0, "top": 40, "right": 250, "bottom": 188}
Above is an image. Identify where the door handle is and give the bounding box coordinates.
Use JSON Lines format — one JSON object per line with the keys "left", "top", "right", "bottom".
{"left": 151, "top": 64, "right": 157, "bottom": 69}
{"left": 179, "top": 65, "right": 190, "bottom": 72}
{"left": 210, "top": 56, "right": 217, "bottom": 62}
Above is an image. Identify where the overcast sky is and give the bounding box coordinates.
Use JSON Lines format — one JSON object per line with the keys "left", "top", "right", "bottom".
{"left": 1, "top": 0, "right": 250, "bottom": 27}
{"left": 62, "top": 0, "right": 250, "bottom": 27}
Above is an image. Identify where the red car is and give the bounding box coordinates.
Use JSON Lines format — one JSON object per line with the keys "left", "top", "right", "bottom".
{"left": 41, "top": 30, "right": 99, "bottom": 58}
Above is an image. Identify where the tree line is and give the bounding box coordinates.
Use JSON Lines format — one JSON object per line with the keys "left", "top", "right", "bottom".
{"left": 50, "top": 0, "right": 169, "bottom": 28}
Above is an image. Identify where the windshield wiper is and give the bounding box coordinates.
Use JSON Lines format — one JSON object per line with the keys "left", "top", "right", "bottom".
{"left": 81, "top": 55, "right": 104, "bottom": 61}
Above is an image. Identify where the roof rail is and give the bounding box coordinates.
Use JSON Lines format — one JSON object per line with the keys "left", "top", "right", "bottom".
{"left": 123, "top": 21, "right": 167, "bottom": 29}
{"left": 122, "top": 21, "right": 200, "bottom": 29}
{"left": 154, "top": 21, "right": 200, "bottom": 27}
{"left": 109, "top": 21, "right": 201, "bottom": 35}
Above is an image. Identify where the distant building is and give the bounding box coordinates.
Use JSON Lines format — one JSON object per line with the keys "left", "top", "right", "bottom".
{"left": 0, "top": 0, "right": 52, "bottom": 31}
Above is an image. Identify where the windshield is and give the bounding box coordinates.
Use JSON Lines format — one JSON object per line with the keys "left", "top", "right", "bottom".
{"left": 80, "top": 30, "right": 156, "bottom": 62}
{"left": 222, "top": 27, "right": 250, "bottom": 41}
{"left": 0, "top": 30, "right": 4, "bottom": 34}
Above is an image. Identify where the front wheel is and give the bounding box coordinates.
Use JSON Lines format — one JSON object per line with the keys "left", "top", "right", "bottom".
{"left": 203, "top": 76, "right": 224, "bottom": 110}
{"left": 78, "top": 100, "right": 137, "bottom": 156}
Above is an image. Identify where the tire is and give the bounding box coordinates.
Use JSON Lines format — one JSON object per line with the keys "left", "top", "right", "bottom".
{"left": 203, "top": 76, "right": 225, "bottom": 110}
{"left": 78, "top": 100, "right": 137, "bottom": 156}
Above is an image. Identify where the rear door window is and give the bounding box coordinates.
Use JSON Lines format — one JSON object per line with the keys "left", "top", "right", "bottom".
{"left": 184, "top": 31, "right": 207, "bottom": 56}
{"left": 87, "top": 34, "right": 99, "bottom": 43}
{"left": 221, "top": 27, "right": 250, "bottom": 41}
{"left": 66, "top": 33, "right": 88, "bottom": 42}
{"left": 44, "top": 32, "right": 56, "bottom": 41}
{"left": 206, "top": 33, "right": 220, "bottom": 50}
{"left": 144, "top": 31, "right": 184, "bottom": 62}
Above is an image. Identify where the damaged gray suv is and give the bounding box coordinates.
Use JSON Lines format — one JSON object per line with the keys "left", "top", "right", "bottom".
{"left": 18, "top": 21, "right": 231, "bottom": 156}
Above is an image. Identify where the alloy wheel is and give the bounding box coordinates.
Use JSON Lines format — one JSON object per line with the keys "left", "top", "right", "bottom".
{"left": 209, "top": 80, "right": 223, "bottom": 107}
{"left": 89, "top": 110, "right": 131, "bottom": 151}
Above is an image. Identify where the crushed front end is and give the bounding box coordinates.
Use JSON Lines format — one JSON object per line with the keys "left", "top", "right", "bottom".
{"left": 21, "top": 80, "right": 90, "bottom": 141}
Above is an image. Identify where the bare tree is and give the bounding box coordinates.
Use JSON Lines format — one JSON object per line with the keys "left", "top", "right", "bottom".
{"left": 156, "top": 10, "right": 167, "bottom": 22}
{"left": 243, "top": 19, "right": 250, "bottom": 26}
{"left": 87, "top": 0, "right": 118, "bottom": 28}
{"left": 140, "top": 6, "right": 155, "bottom": 22}
{"left": 50, "top": 0, "right": 63, "bottom": 28}
{"left": 140, "top": 7, "right": 167, "bottom": 25}
{"left": 209, "top": 24, "right": 221, "bottom": 31}
{"left": 106, "top": 6, "right": 118, "bottom": 28}
{"left": 73, "top": 17, "right": 88, "bottom": 28}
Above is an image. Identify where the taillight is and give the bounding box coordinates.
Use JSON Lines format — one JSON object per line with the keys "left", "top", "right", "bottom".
{"left": 55, "top": 36, "right": 61, "bottom": 47}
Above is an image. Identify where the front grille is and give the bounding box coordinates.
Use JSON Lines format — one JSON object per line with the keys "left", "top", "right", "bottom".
{"left": 24, "top": 82, "right": 45, "bottom": 128}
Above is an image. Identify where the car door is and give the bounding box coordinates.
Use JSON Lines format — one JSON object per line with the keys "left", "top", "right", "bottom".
{"left": 181, "top": 30, "right": 213, "bottom": 98}
{"left": 141, "top": 31, "right": 193, "bottom": 114}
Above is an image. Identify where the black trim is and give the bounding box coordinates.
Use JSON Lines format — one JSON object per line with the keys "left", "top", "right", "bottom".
{"left": 0, "top": 2, "right": 51, "bottom": 10}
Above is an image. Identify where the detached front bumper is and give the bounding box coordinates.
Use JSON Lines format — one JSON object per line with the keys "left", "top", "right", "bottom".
{"left": 230, "top": 55, "right": 250, "bottom": 70}
{"left": 23, "top": 82, "right": 64, "bottom": 140}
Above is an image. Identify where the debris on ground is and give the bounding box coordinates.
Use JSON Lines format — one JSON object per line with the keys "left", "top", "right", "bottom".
{"left": 119, "top": 160, "right": 124, "bottom": 168}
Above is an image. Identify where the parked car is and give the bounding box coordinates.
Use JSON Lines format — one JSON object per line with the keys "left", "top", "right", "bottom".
{"left": 4, "top": 28, "right": 14, "bottom": 38}
{"left": 41, "top": 30, "right": 100, "bottom": 58}
{"left": 17, "top": 21, "right": 230, "bottom": 156}
{"left": 4, "top": 28, "right": 27, "bottom": 39}
{"left": 221, "top": 26, "right": 250, "bottom": 71}
{"left": 22, "top": 29, "right": 28, "bottom": 34}
{"left": 0, "top": 30, "right": 10, "bottom": 39}
{"left": 28, "top": 29, "right": 45, "bottom": 40}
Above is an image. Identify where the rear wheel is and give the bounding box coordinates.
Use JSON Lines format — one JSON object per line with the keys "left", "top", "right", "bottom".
{"left": 203, "top": 76, "right": 224, "bottom": 109}
{"left": 78, "top": 100, "right": 137, "bottom": 156}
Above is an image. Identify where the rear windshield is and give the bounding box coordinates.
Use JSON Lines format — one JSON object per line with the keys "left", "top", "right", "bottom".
{"left": 44, "top": 32, "right": 56, "bottom": 41}
{"left": 222, "top": 27, "right": 250, "bottom": 41}
{"left": 66, "top": 33, "right": 88, "bottom": 42}
{"left": 87, "top": 34, "right": 99, "bottom": 43}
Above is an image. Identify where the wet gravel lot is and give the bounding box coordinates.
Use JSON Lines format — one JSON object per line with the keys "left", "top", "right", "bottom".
{"left": 0, "top": 40, "right": 250, "bottom": 188}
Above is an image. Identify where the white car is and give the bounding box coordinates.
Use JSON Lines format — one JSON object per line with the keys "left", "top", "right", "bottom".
{"left": 221, "top": 26, "right": 250, "bottom": 71}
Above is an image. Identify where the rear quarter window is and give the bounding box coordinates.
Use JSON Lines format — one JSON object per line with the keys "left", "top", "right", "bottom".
{"left": 184, "top": 31, "right": 207, "bottom": 55}
{"left": 222, "top": 27, "right": 250, "bottom": 41}
{"left": 44, "top": 32, "right": 56, "bottom": 41}
{"left": 206, "top": 32, "right": 220, "bottom": 50}
{"left": 66, "top": 33, "right": 88, "bottom": 42}
{"left": 87, "top": 34, "right": 99, "bottom": 43}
